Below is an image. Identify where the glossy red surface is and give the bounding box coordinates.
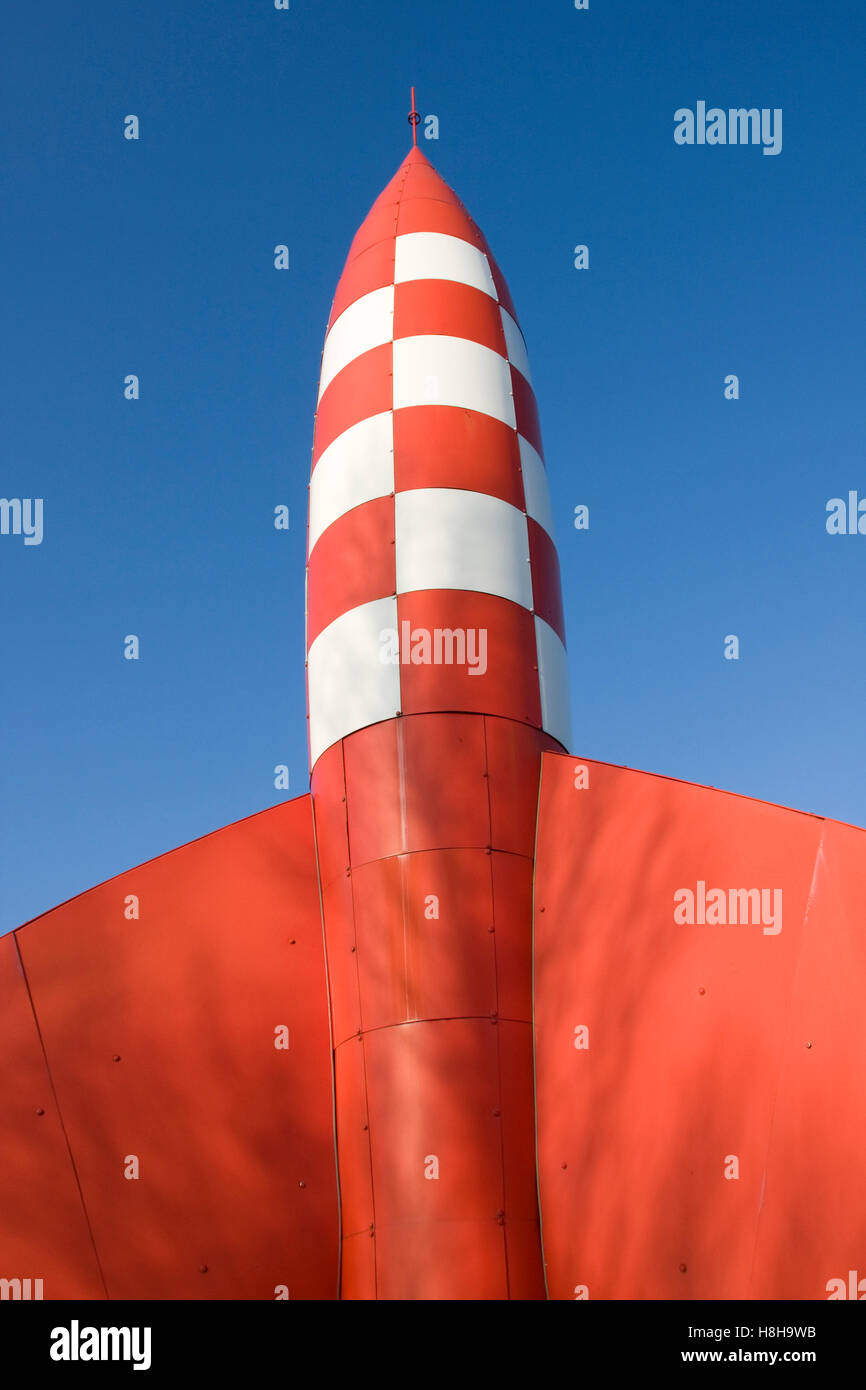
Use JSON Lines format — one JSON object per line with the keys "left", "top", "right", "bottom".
{"left": 533, "top": 755, "right": 866, "bottom": 1299}
{"left": 2, "top": 798, "right": 339, "bottom": 1300}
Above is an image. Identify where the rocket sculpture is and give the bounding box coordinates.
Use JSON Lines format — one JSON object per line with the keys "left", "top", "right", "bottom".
{"left": 306, "top": 137, "right": 568, "bottom": 1298}
{"left": 4, "top": 118, "right": 866, "bottom": 1305}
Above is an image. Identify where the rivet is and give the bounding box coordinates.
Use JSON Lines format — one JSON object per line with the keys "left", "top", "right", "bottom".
{"left": 112, "top": 1055, "right": 121, "bottom": 1062}
{"left": 288, "top": 939, "right": 296, "bottom": 946}
{"left": 35, "top": 1107, "right": 45, "bottom": 1116}
{"left": 350, "top": 945, "right": 356, "bottom": 952}
{"left": 199, "top": 1265, "right": 209, "bottom": 1274}
{"left": 488, "top": 926, "right": 495, "bottom": 933}
{"left": 539, "top": 907, "right": 545, "bottom": 913}
{"left": 495, "top": 1210, "right": 505, "bottom": 1226}
{"left": 698, "top": 987, "right": 705, "bottom": 995}
{"left": 362, "top": 1123, "right": 368, "bottom": 1131}
{"left": 299, "top": 1180, "right": 306, "bottom": 1189}
{"left": 489, "top": 1012, "right": 498, "bottom": 1024}
{"left": 679, "top": 1263, "right": 687, "bottom": 1273}
{"left": 805, "top": 1041, "right": 812, "bottom": 1049}
{"left": 561, "top": 1162, "right": 567, "bottom": 1170}
{"left": 493, "top": 1109, "right": 501, "bottom": 1117}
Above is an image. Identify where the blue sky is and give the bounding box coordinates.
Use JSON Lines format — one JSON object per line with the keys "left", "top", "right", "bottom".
{"left": 2, "top": 0, "right": 864, "bottom": 933}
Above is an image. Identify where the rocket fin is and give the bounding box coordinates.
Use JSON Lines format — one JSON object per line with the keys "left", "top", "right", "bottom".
{"left": 532, "top": 751, "right": 866, "bottom": 1299}
{"left": 2, "top": 797, "right": 339, "bottom": 1299}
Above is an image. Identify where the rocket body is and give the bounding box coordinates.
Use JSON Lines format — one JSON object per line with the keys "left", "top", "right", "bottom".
{"left": 306, "top": 148, "right": 570, "bottom": 1298}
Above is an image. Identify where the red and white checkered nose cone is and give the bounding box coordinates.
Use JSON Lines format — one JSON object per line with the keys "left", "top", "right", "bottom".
{"left": 305, "top": 146, "right": 570, "bottom": 771}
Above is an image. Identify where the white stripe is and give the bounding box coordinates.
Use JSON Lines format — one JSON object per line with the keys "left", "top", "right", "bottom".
{"left": 535, "top": 616, "right": 571, "bottom": 749}
{"left": 393, "top": 336, "right": 516, "bottom": 429}
{"left": 394, "top": 232, "right": 497, "bottom": 299}
{"left": 395, "top": 489, "right": 532, "bottom": 609}
{"left": 307, "top": 597, "right": 400, "bottom": 766}
{"left": 318, "top": 286, "right": 394, "bottom": 402}
{"left": 518, "top": 435, "right": 554, "bottom": 538}
{"left": 308, "top": 412, "right": 394, "bottom": 555}
{"left": 500, "top": 308, "right": 532, "bottom": 385}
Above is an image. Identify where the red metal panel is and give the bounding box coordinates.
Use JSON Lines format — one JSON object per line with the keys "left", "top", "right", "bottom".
{"left": 485, "top": 716, "right": 562, "bottom": 854}
{"left": 482, "top": 248, "right": 519, "bottom": 323}
{"left": 750, "top": 818, "right": 866, "bottom": 1298}
{"left": 393, "top": 406, "right": 522, "bottom": 506}
{"left": 399, "top": 712, "right": 492, "bottom": 852}
{"left": 320, "top": 872, "right": 360, "bottom": 1047}
{"left": 345, "top": 198, "right": 400, "bottom": 264}
{"left": 528, "top": 516, "right": 566, "bottom": 642}
{"left": 490, "top": 851, "right": 534, "bottom": 1021}
{"left": 341, "top": 1231, "right": 377, "bottom": 1300}
{"left": 496, "top": 1021, "right": 539, "bottom": 1220}
{"left": 393, "top": 279, "right": 506, "bottom": 355}
{"left": 310, "top": 739, "right": 349, "bottom": 889}
{"left": 396, "top": 195, "right": 486, "bottom": 243}
{"left": 352, "top": 850, "right": 498, "bottom": 1030}
{"left": 329, "top": 238, "right": 395, "bottom": 328}
{"left": 511, "top": 367, "right": 542, "bottom": 454}
{"left": 342, "top": 714, "right": 491, "bottom": 864}
{"left": 375, "top": 1217, "right": 507, "bottom": 1301}
{"left": 312, "top": 342, "right": 392, "bottom": 464}
{"left": 350, "top": 855, "right": 407, "bottom": 1031}
{"left": 0, "top": 933, "right": 105, "bottom": 1299}
{"left": 532, "top": 753, "right": 866, "bottom": 1300}
{"left": 341, "top": 719, "right": 404, "bottom": 865}
{"left": 397, "top": 591, "right": 542, "bottom": 727}
{"left": 363, "top": 1017, "right": 504, "bottom": 1221}
{"left": 397, "top": 156, "right": 467, "bottom": 208}
{"left": 504, "top": 1219, "right": 547, "bottom": 1301}
{"left": 333, "top": 1037, "right": 375, "bottom": 1238}
{"left": 306, "top": 496, "right": 395, "bottom": 645}
{"left": 15, "top": 798, "right": 339, "bottom": 1300}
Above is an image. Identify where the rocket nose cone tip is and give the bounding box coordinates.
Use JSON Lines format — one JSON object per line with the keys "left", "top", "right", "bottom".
{"left": 403, "top": 143, "right": 432, "bottom": 165}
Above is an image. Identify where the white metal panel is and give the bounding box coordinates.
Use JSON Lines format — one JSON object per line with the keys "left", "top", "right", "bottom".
{"left": 394, "top": 232, "right": 497, "bottom": 299}
{"left": 308, "top": 412, "right": 394, "bottom": 555}
{"left": 534, "top": 616, "right": 571, "bottom": 750}
{"left": 317, "top": 285, "right": 394, "bottom": 402}
{"left": 518, "top": 434, "right": 555, "bottom": 538}
{"left": 307, "top": 596, "right": 401, "bottom": 766}
{"left": 395, "top": 488, "right": 532, "bottom": 610}
{"left": 500, "top": 308, "right": 532, "bottom": 385}
{"left": 392, "top": 336, "right": 516, "bottom": 429}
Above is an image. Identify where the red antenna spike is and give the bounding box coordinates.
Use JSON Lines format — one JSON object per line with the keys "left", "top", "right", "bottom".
{"left": 409, "top": 86, "right": 419, "bottom": 147}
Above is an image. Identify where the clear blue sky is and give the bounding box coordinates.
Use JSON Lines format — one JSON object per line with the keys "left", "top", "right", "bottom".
{"left": 2, "top": 0, "right": 864, "bottom": 934}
